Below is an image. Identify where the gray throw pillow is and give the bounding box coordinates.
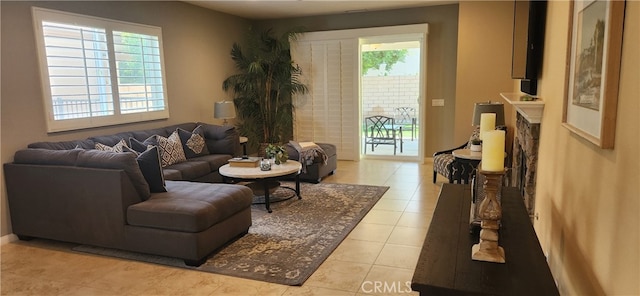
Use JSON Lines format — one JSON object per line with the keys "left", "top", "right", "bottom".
{"left": 129, "top": 135, "right": 158, "bottom": 153}
{"left": 135, "top": 146, "right": 166, "bottom": 193}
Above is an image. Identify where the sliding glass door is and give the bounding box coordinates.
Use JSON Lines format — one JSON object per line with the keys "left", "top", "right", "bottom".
{"left": 360, "top": 35, "right": 424, "bottom": 161}
{"left": 291, "top": 25, "right": 427, "bottom": 162}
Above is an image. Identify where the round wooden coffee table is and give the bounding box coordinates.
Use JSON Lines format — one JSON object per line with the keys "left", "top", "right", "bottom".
{"left": 219, "top": 160, "right": 302, "bottom": 213}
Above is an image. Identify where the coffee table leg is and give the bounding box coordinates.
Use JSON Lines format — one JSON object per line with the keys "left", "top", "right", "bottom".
{"left": 264, "top": 180, "right": 272, "bottom": 213}
{"left": 295, "top": 174, "right": 301, "bottom": 200}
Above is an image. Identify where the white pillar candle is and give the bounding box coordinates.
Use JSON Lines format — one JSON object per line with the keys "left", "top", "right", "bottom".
{"left": 481, "top": 130, "right": 505, "bottom": 172}
{"left": 479, "top": 113, "right": 496, "bottom": 140}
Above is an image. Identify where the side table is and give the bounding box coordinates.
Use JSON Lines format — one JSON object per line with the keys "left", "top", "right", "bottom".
{"left": 411, "top": 184, "right": 559, "bottom": 295}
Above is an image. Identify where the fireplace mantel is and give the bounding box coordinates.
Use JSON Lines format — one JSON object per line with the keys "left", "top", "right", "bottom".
{"left": 500, "top": 93, "right": 545, "bottom": 124}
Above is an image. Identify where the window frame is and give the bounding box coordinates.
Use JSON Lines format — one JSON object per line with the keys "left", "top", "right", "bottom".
{"left": 32, "top": 7, "right": 170, "bottom": 133}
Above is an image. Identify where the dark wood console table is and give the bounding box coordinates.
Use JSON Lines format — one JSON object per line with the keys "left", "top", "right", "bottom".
{"left": 411, "top": 184, "right": 558, "bottom": 295}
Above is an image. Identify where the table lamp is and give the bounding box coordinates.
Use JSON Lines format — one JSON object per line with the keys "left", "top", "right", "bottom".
{"left": 214, "top": 100, "right": 236, "bottom": 125}
{"left": 472, "top": 102, "right": 505, "bottom": 140}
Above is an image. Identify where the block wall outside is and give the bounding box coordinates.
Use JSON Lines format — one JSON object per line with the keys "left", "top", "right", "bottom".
{"left": 362, "top": 75, "right": 419, "bottom": 118}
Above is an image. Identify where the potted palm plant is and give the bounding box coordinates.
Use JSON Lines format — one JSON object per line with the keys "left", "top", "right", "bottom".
{"left": 222, "top": 28, "right": 307, "bottom": 154}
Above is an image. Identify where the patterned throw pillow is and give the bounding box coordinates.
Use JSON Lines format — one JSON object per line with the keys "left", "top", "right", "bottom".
{"left": 176, "top": 125, "right": 209, "bottom": 159}
{"left": 95, "top": 139, "right": 130, "bottom": 153}
{"left": 156, "top": 131, "right": 186, "bottom": 167}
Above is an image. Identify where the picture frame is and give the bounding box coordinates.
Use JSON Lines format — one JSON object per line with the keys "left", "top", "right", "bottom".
{"left": 562, "top": 0, "right": 625, "bottom": 149}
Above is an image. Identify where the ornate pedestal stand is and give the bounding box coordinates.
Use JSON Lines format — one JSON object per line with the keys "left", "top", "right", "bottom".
{"left": 472, "top": 168, "right": 506, "bottom": 263}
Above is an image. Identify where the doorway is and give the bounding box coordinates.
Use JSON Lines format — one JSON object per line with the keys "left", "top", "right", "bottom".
{"left": 290, "top": 24, "right": 428, "bottom": 162}
{"left": 360, "top": 35, "right": 424, "bottom": 161}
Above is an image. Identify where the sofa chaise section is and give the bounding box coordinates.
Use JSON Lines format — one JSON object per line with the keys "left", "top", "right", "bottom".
{"left": 4, "top": 147, "right": 253, "bottom": 266}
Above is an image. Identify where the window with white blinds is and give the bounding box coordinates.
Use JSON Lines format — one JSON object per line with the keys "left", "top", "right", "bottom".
{"left": 33, "top": 8, "right": 169, "bottom": 132}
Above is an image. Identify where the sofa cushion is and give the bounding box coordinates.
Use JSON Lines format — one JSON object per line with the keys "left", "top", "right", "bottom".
{"left": 177, "top": 125, "right": 209, "bottom": 159}
{"left": 90, "top": 132, "right": 135, "bottom": 147}
{"left": 28, "top": 140, "right": 95, "bottom": 150}
{"left": 13, "top": 149, "right": 82, "bottom": 166}
{"left": 136, "top": 146, "right": 166, "bottom": 193}
{"left": 187, "top": 154, "right": 232, "bottom": 171}
{"left": 76, "top": 150, "right": 151, "bottom": 200}
{"left": 318, "top": 143, "right": 337, "bottom": 157}
{"left": 163, "top": 123, "right": 198, "bottom": 135}
{"left": 127, "top": 181, "right": 253, "bottom": 233}
{"left": 130, "top": 128, "right": 168, "bottom": 141}
{"left": 162, "top": 169, "right": 182, "bottom": 181}
{"left": 198, "top": 123, "right": 240, "bottom": 156}
{"left": 163, "top": 160, "right": 211, "bottom": 180}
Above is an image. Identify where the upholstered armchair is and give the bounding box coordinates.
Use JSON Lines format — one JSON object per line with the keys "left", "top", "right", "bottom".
{"left": 433, "top": 102, "right": 506, "bottom": 184}
{"left": 432, "top": 127, "right": 480, "bottom": 183}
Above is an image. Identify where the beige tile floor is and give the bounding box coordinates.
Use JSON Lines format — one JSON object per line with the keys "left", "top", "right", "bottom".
{"left": 1, "top": 159, "right": 444, "bottom": 296}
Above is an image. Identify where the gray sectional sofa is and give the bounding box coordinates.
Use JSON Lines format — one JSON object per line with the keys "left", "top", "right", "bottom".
{"left": 3, "top": 122, "right": 253, "bottom": 266}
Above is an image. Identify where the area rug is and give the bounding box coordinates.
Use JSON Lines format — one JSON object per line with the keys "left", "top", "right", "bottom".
{"left": 73, "top": 182, "right": 388, "bottom": 286}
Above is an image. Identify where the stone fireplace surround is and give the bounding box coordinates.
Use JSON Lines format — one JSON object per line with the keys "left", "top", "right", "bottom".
{"left": 512, "top": 112, "right": 540, "bottom": 218}
{"left": 501, "top": 93, "right": 544, "bottom": 219}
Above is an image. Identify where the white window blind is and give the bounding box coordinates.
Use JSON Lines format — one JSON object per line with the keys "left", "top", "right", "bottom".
{"left": 113, "top": 31, "right": 166, "bottom": 114}
{"left": 291, "top": 39, "right": 358, "bottom": 161}
{"left": 33, "top": 8, "right": 169, "bottom": 132}
{"left": 43, "top": 21, "right": 114, "bottom": 119}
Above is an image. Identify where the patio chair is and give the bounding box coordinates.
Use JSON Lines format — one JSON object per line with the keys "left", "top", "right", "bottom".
{"left": 364, "top": 115, "right": 403, "bottom": 155}
{"left": 395, "top": 107, "right": 417, "bottom": 140}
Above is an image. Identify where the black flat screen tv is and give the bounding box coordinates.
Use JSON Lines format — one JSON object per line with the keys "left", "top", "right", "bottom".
{"left": 511, "top": 0, "right": 547, "bottom": 95}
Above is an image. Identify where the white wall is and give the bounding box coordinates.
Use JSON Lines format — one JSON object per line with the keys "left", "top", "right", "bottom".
{"left": 533, "top": 1, "right": 639, "bottom": 294}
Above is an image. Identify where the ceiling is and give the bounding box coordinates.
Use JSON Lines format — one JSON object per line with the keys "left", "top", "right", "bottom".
{"left": 185, "top": 0, "right": 456, "bottom": 20}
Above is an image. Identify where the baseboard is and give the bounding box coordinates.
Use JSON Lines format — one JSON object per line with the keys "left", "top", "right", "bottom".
{"left": 1, "top": 233, "right": 19, "bottom": 245}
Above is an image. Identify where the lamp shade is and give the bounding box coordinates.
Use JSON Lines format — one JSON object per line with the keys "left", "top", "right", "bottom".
{"left": 472, "top": 102, "right": 505, "bottom": 126}
{"left": 214, "top": 101, "right": 236, "bottom": 119}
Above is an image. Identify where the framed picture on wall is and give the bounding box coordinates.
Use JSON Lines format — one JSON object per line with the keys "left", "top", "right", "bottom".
{"left": 562, "top": 0, "right": 625, "bottom": 149}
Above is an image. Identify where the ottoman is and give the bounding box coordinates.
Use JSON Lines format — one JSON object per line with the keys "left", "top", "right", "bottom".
{"left": 286, "top": 142, "right": 337, "bottom": 183}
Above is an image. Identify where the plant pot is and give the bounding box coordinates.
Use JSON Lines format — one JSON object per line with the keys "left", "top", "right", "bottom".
{"left": 470, "top": 144, "right": 482, "bottom": 152}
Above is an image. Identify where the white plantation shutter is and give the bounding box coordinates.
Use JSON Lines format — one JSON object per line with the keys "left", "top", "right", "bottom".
{"left": 113, "top": 31, "right": 166, "bottom": 114}
{"left": 33, "top": 7, "right": 169, "bottom": 132}
{"left": 292, "top": 39, "right": 358, "bottom": 160}
{"left": 292, "top": 25, "right": 428, "bottom": 161}
{"left": 42, "top": 22, "right": 114, "bottom": 120}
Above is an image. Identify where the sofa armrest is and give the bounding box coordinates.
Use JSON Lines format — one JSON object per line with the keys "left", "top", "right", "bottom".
{"left": 3, "top": 164, "right": 141, "bottom": 247}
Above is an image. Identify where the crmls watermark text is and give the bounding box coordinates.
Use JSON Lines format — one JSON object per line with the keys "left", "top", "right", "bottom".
{"left": 361, "top": 281, "right": 413, "bottom": 294}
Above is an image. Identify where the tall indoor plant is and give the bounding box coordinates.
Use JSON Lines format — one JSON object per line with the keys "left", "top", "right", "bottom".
{"left": 222, "top": 28, "right": 307, "bottom": 152}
